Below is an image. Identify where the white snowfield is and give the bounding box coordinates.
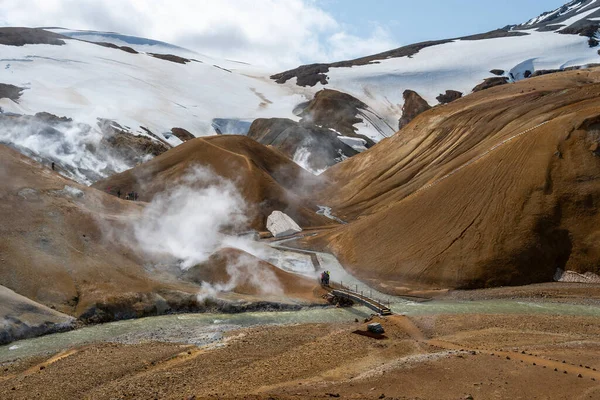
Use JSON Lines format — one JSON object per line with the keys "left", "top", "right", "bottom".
{"left": 0, "top": 37, "right": 306, "bottom": 141}
{"left": 280, "top": 29, "right": 600, "bottom": 129}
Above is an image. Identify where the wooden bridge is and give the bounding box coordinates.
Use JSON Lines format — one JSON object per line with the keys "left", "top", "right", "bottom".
{"left": 328, "top": 283, "right": 393, "bottom": 315}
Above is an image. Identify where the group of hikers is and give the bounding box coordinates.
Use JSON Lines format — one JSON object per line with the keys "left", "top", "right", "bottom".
{"left": 320, "top": 270, "right": 331, "bottom": 286}
{"left": 109, "top": 187, "right": 139, "bottom": 201}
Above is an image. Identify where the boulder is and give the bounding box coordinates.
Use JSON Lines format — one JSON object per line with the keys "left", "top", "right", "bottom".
{"left": 267, "top": 211, "right": 302, "bottom": 238}
{"left": 436, "top": 90, "right": 463, "bottom": 104}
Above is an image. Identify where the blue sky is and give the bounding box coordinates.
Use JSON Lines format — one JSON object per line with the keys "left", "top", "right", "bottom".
{"left": 319, "top": 0, "right": 568, "bottom": 45}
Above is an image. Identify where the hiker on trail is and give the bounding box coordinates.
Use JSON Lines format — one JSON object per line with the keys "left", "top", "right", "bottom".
{"left": 117, "top": 189, "right": 121, "bottom": 198}
{"left": 51, "top": 162, "right": 55, "bottom": 171}
{"left": 325, "top": 271, "right": 330, "bottom": 285}
{"left": 320, "top": 272, "right": 326, "bottom": 285}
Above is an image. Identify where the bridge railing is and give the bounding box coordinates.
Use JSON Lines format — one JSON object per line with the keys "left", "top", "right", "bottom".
{"left": 320, "top": 278, "right": 392, "bottom": 313}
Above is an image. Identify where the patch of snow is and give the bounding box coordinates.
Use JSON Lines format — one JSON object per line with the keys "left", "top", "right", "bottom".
{"left": 555, "top": 6, "right": 600, "bottom": 30}
{"left": 0, "top": 38, "right": 306, "bottom": 146}
{"left": 338, "top": 136, "right": 368, "bottom": 152}
{"left": 292, "top": 147, "right": 327, "bottom": 175}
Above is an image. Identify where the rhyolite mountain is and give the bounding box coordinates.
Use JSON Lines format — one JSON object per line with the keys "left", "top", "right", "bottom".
{"left": 2, "top": 1, "right": 600, "bottom": 181}
{"left": 2, "top": 1, "right": 600, "bottom": 344}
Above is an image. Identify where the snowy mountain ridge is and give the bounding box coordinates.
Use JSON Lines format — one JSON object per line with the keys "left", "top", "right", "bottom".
{"left": 1, "top": 1, "right": 600, "bottom": 184}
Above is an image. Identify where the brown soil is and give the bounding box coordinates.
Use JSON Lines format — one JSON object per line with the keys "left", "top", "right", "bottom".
{"left": 92, "top": 135, "right": 330, "bottom": 230}
{"left": 313, "top": 67, "right": 600, "bottom": 291}
{"left": 0, "top": 145, "right": 201, "bottom": 321}
{"left": 3, "top": 312, "right": 599, "bottom": 399}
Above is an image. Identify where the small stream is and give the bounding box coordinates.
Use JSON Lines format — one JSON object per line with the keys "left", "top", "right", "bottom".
{"left": 2, "top": 299, "right": 600, "bottom": 364}
{"left": 3, "top": 241, "right": 600, "bottom": 364}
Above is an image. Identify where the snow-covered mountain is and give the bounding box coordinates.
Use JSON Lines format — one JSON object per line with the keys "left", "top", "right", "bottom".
{"left": 273, "top": 0, "right": 600, "bottom": 127}
{"left": 2, "top": 0, "right": 600, "bottom": 184}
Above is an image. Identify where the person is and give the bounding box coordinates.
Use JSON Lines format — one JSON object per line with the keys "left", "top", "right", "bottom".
{"left": 51, "top": 162, "right": 55, "bottom": 171}
{"left": 117, "top": 189, "right": 121, "bottom": 198}
{"left": 320, "top": 272, "right": 326, "bottom": 285}
{"left": 325, "top": 271, "right": 330, "bottom": 285}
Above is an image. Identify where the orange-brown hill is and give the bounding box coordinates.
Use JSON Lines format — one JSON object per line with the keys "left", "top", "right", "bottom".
{"left": 92, "top": 135, "right": 330, "bottom": 231}
{"left": 183, "top": 248, "right": 325, "bottom": 303}
{"left": 313, "top": 68, "right": 600, "bottom": 292}
{"left": 0, "top": 144, "right": 201, "bottom": 322}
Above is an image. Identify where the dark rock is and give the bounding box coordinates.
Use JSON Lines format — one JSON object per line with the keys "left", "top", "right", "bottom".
{"left": 0, "top": 83, "right": 24, "bottom": 102}
{"left": 472, "top": 77, "right": 509, "bottom": 93}
{"left": 34, "top": 112, "right": 73, "bottom": 124}
{"left": 148, "top": 53, "right": 191, "bottom": 64}
{"left": 171, "top": 127, "right": 195, "bottom": 142}
{"left": 93, "top": 41, "right": 139, "bottom": 54}
{"left": 436, "top": 90, "right": 463, "bottom": 105}
{"left": 0, "top": 27, "right": 67, "bottom": 46}
{"left": 560, "top": 24, "right": 600, "bottom": 48}
{"left": 398, "top": 90, "right": 431, "bottom": 130}
{"left": 524, "top": 70, "right": 532, "bottom": 78}
{"left": 531, "top": 69, "right": 562, "bottom": 78}
{"left": 248, "top": 117, "right": 358, "bottom": 172}
{"left": 490, "top": 69, "right": 505, "bottom": 76}
{"left": 97, "top": 119, "right": 170, "bottom": 166}
{"left": 297, "top": 89, "right": 378, "bottom": 145}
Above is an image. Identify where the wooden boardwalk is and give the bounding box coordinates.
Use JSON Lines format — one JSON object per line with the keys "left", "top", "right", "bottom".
{"left": 330, "top": 288, "right": 393, "bottom": 315}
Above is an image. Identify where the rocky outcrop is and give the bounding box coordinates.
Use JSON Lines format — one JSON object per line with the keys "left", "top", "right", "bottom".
{"left": 171, "top": 127, "right": 195, "bottom": 142}
{"left": 398, "top": 90, "right": 431, "bottom": 130}
{"left": 0, "top": 285, "right": 75, "bottom": 345}
{"left": 554, "top": 268, "right": 600, "bottom": 284}
{"left": 98, "top": 119, "right": 170, "bottom": 166}
{"left": 490, "top": 69, "right": 505, "bottom": 76}
{"left": 149, "top": 53, "right": 191, "bottom": 64}
{"left": 94, "top": 41, "right": 139, "bottom": 54}
{"left": 436, "top": 90, "right": 463, "bottom": 104}
{"left": 0, "top": 27, "right": 67, "bottom": 46}
{"left": 247, "top": 118, "right": 358, "bottom": 173}
{"left": 297, "top": 89, "right": 377, "bottom": 146}
{"left": 472, "top": 77, "right": 510, "bottom": 93}
{"left": 0, "top": 83, "right": 24, "bottom": 102}
{"left": 267, "top": 211, "right": 302, "bottom": 238}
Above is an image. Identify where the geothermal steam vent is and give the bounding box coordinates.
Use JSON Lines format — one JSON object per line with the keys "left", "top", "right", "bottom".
{"left": 267, "top": 211, "right": 302, "bottom": 238}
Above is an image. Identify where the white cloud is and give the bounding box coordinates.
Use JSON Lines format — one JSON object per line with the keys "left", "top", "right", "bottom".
{"left": 0, "top": 0, "right": 399, "bottom": 68}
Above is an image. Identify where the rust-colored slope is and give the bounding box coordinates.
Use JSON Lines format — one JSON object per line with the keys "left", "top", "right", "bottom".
{"left": 315, "top": 69, "right": 600, "bottom": 290}
{"left": 92, "top": 135, "right": 329, "bottom": 230}
{"left": 0, "top": 145, "right": 199, "bottom": 318}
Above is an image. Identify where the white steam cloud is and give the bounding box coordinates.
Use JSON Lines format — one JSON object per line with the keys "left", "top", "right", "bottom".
{"left": 133, "top": 166, "right": 248, "bottom": 269}
{"left": 128, "top": 166, "right": 283, "bottom": 299}
{"left": 0, "top": 115, "right": 130, "bottom": 184}
{"left": 293, "top": 147, "right": 326, "bottom": 176}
